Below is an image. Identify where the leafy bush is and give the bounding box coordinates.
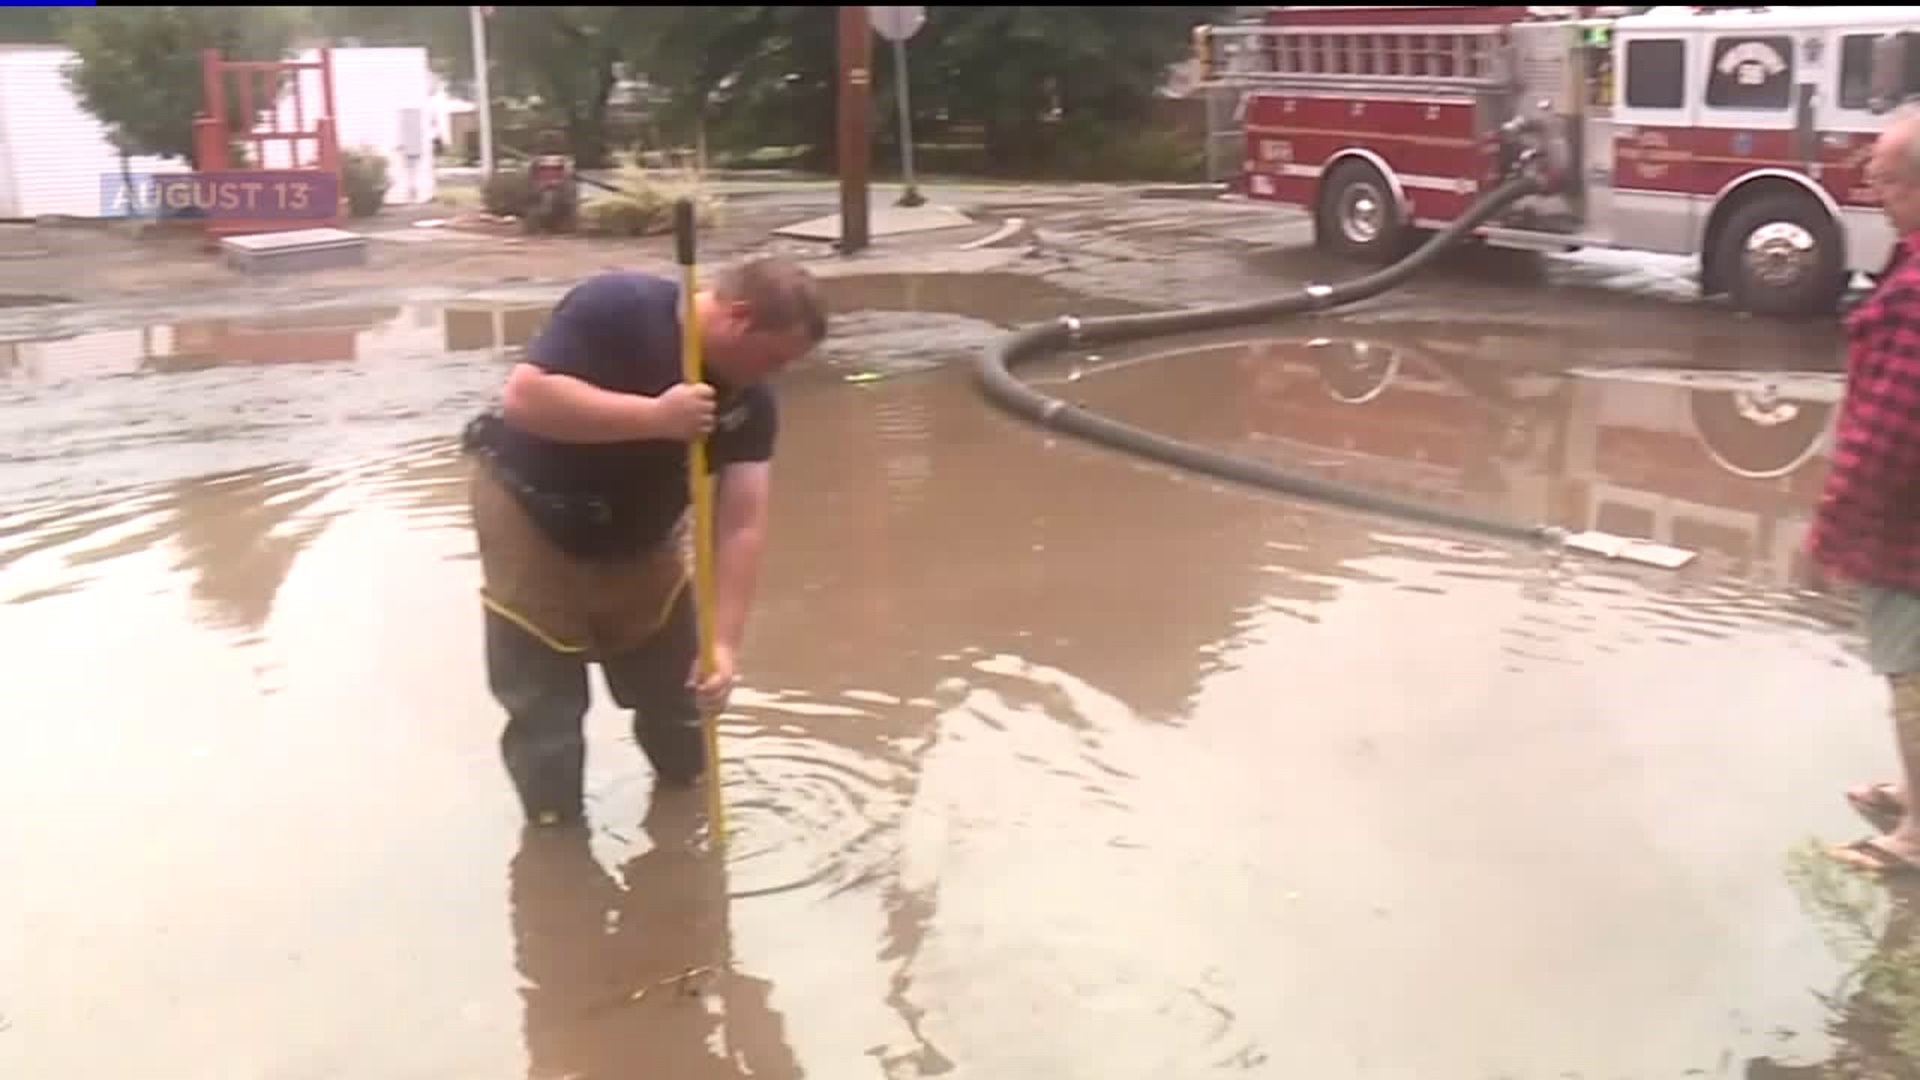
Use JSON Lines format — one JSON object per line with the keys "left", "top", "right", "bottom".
{"left": 1784, "top": 840, "right": 1920, "bottom": 1075}
{"left": 434, "top": 186, "right": 482, "bottom": 211}
{"left": 580, "top": 192, "right": 662, "bottom": 237}
{"left": 341, "top": 147, "right": 390, "bottom": 218}
{"left": 1050, "top": 124, "right": 1205, "bottom": 183}
{"left": 482, "top": 167, "right": 532, "bottom": 217}
{"left": 617, "top": 165, "right": 722, "bottom": 224}
{"left": 579, "top": 167, "right": 722, "bottom": 238}
{"left": 522, "top": 180, "right": 579, "bottom": 234}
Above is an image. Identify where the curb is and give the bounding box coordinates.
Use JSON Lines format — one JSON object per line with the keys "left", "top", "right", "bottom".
{"left": 959, "top": 217, "right": 1032, "bottom": 250}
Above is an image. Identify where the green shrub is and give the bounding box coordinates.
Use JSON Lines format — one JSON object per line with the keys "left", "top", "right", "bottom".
{"left": 342, "top": 147, "right": 390, "bottom": 218}
{"left": 482, "top": 167, "right": 532, "bottom": 217}
{"left": 521, "top": 180, "right": 579, "bottom": 234}
{"left": 435, "top": 186, "right": 482, "bottom": 211}
{"left": 1050, "top": 124, "right": 1205, "bottom": 183}
{"left": 580, "top": 191, "right": 663, "bottom": 237}
{"left": 579, "top": 169, "right": 722, "bottom": 237}
{"left": 1785, "top": 840, "right": 1920, "bottom": 1074}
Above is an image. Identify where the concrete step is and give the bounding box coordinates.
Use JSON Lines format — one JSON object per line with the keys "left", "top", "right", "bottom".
{"left": 220, "top": 227, "right": 369, "bottom": 275}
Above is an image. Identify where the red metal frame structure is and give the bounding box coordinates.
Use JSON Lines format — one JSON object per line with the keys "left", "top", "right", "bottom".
{"left": 192, "top": 48, "right": 342, "bottom": 241}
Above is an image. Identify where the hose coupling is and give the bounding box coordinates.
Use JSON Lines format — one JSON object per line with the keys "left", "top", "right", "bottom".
{"left": 1059, "top": 315, "right": 1084, "bottom": 344}
{"left": 1304, "top": 283, "right": 1334, "bottom": 309}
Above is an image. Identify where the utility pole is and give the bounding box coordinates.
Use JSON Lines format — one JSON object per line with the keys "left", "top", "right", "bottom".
{"left": 469, "top": 5, "right": 494, "bottom": 175}
{"left": 836, "top": 5, "right": 871, "bottom": 254}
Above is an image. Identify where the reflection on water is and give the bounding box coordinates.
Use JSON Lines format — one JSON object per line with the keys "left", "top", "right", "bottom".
{"left": 0, "top": 274, "right": 1146, "bottom": 505}
{"left": 0, "top": 272, "right": 1140, "bottom": 387}
{"left": 511, "top": 796, "right": 803, "bottom": 1080}
{"left": 0, "top": 301, "right": 1887, "bottom": 1080}
{"left": 0, "top": 301, "right": 542, "bottom": 384}
{"left": 1056, "top": 327, "right": 1848, "bottom": 592}
{"left": 1760, "top": 865, "right": 1920, "bottom": 1080}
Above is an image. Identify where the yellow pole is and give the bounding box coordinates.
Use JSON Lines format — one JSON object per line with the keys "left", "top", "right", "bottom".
{"left": 674, "top": 197, "right": 727, "bottom": 848}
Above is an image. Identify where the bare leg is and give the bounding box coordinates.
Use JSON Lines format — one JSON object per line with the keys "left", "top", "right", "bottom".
{"left": 1834, "top": 674, "right": 1920, "bottom": 872}
{"left": 1838, "top": 586, "right": 1920, "bottom": 852}
{"left": 1882, "top": 675, "right": 1920, "bottom": 853}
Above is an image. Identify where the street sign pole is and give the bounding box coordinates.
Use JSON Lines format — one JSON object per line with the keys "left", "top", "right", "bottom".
{"left": 867, "top": 6, "right": 927, "bottom": 209}
{"left": 469, "top": 5, "right": 494, "bottom": 175}
{"left": 890, "top": 35, "right": 923, "bottom": 207}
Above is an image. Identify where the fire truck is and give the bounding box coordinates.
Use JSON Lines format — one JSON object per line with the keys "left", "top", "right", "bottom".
{"left": 1192, "top": 6, "right": 1920, "bottom": 319}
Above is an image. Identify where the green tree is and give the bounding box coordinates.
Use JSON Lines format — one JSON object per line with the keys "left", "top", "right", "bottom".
{"left": 59, "top": 6, "right": 303, "bottom": 168}
{"left": 632, "top": 7, "right": 838, "bottom": 165}
{"left": 0, "top": 7, "right": 64, "bottom": 44}
{"left": 308, "top": 5, "right": 633, "bottom": 168}
{"left": 304, "top": 6, "right": 471, "bottom": 85}
{"left": 488, "top": 6, "right": 640, "bottom": 169}
{"left": 632, "top": 5, "right": 1217, "bottom": 173}
{"left": 920, "top": 6, "right": 1218, "bottom": 169}
{"left": 302, "top": 4, "right": 1218, "bottom": 174}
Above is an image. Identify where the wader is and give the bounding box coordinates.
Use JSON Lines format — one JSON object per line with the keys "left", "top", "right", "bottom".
{"left": 469, "top": 456, "right": 705, "bottom": 825}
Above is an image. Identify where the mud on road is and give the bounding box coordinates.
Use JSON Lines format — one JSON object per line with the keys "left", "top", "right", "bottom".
{"left": 0, "top": 181, "right": 1105, "bottom": 333}
{"left": 0, "top": 176, "right": 1833, "bottom": 346}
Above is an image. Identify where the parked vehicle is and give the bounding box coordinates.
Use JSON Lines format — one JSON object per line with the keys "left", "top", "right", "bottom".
{"left": 1193, "top": 5, "right": 1920, "bottom": 317}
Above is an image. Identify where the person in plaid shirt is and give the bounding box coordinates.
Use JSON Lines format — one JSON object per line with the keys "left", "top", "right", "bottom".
{"left": 1816, "top": 105, "right": 1920, "bottom": 874}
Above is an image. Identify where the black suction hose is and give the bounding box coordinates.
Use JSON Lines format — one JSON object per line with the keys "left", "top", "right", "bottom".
{"left": 973, "top": 170, "right": 1569, "bottom": 547}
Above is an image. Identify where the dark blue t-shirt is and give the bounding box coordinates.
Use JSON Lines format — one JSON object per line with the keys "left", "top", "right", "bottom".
{"left": 492, "top": 271, "right": 778, "bottom": 550}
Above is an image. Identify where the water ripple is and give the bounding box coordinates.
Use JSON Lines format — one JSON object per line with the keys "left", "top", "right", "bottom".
{"left": 715, "top": 692, "right": 917, "bottom": 902}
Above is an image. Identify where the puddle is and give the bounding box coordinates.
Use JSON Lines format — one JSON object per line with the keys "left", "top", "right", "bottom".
{"left": 0, "top": 269, "right": 1879, "bottom": 1080}
{"left": 0, "top": 273, "right": 1143, "bottom": 503}
{"left": 1043, "top": 325, "right": 1846, "bottom": 590}
{"left": 817, "top": 271, "right": 1147, "bottom": 325}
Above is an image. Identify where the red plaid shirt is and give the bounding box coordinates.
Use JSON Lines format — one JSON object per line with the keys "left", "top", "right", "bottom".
{"left": 1808, "top": 232, "right": 1920, "bottom": 592}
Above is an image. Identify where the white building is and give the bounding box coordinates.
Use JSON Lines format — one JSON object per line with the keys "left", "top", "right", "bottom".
{"left": 0, "top": 44, "right": 436, "bottom": 220}
{"left": 0, "top": 45, "right": 186, "bottom": 219}
{"left": 262, "top": 46, "right": 437, "bottom": 206}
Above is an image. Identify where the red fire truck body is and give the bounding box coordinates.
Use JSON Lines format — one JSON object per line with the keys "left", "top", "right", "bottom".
{"left": 1194, "top": 6, "right": 1920, "bottom": 318}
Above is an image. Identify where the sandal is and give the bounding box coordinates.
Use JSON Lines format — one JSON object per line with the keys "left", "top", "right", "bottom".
{"left": 1828, "top": 836, "right": 1920, "bottom": 876}
{"left": 1847, "top": 783, "right": 1906, "bottom": 831}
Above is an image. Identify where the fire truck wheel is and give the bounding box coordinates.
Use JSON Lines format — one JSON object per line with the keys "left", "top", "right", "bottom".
{"left": 1714, "top": 193, "right": 1846, "bottom": 320}
{"left": 1316, "top": 160, "right": 1407, "bottom": 264}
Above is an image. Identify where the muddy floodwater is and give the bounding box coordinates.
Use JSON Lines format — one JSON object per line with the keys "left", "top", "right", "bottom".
{"left": 0, "top": 275, "right": 1896, "bottom": 1079}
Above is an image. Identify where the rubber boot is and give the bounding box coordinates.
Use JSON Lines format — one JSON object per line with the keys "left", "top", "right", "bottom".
{"left": 635, "top": 708, "right": 705, "bottom": 791}
{"left": 486, "top": 609, "right": 591, "bottom": 827}
{"left": 501, "top": 727, "right": 586, "bottom": 826}
{"left": 600, "top": 591, "right": 707, "bottom": 791}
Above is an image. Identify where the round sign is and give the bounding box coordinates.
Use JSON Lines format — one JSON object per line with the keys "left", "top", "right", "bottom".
{"left": 868, "top": 5, "right": 927, "bottom": 42}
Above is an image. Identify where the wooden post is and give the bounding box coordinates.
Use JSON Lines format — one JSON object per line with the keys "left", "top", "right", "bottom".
{"left": 318, "top": 48, "right": 340, "bottom": 175}
{"left": 201, "top": 49, "right": 227, "bottom": 170}
{"left": 837, "top": 6, "right": 872, "bottom": 254}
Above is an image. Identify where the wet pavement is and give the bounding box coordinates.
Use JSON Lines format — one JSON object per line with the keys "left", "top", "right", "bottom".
{"left": 0, "top": 250, "right": 1896, "bottom": 1079}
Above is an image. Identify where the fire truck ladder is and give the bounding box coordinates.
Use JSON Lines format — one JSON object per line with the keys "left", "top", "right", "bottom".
{"left": 1189, "top": 16, "right": 1518, "bottom": 190}
{"left": 1191, "top": 18, "right": 1515, "bottom": 94}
